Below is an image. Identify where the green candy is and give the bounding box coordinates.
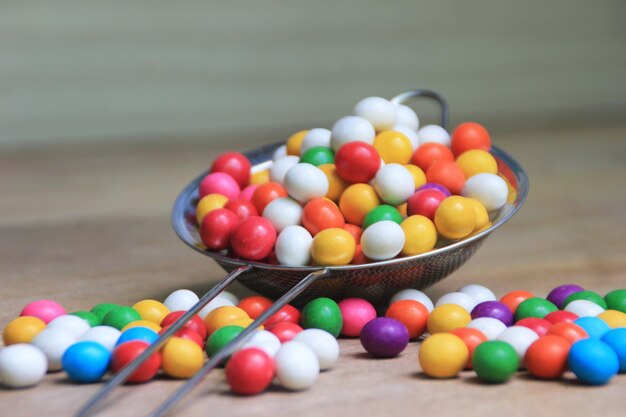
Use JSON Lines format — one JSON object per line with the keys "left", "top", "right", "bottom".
{"left": 563, "top": 290, "right": 608, "bottom": 309}
{"left": 70, "top": 311, "right": 101, "bottom": 327}
{"left": 472, "top": 341, "right": 519, "bottom": 383}
{"left": 102, "top": 306, "right": 141, "bottom": 330}
{"left": 362, "top": 205, "right": 403, "bottom": 230}
{"left": 205, "top": 325, "right": 245, "bottom": 360}
{"left": 605, "top": 289, "right": 626, "bottom": 313}
{"left": 301, "top": 297, "right": 343, "bottom": 337}
{"left": 300, "top": 146, "right": 335, "bottom": 166}
{"left": 90, "top": 303, "right": 120, "bottom": 321}
{"left": 514, "top": 297, "right": 558, "bottom": 321}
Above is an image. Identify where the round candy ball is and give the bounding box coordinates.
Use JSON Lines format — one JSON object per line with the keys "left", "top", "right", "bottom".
{"left": 450, "top": 327, "right": 488, "bottom": 369}
{"left": 301, "top": 298, "right": 343, "bottom": 338}
{"left": 514, "top": 297, "right": 558, "bottom": 321}
{"left": 115, "top": 327, "right": 159, "bottom": 347}
{"left": 339, "top": 183, "right": 381, "bottom": 225}
{"left": 605, "top": 289, "right": 626, "bottom": 313}
{"left": 318, "top": 163, "right": 349, "bottom": 202}
{"left": 546, "top": 284, "right": 585, "bottom": 309}
{"left": 239, "top": 330, "right": 282, "bottom": 358}
{"left": 373, "top": 163, "right": 415, "bottom": 205}
{"left": 80, "top": 326, "right": 122, "bottom": 352}
{"left": 230, "top": 216, "right": 277, "bottom": 261}
{"left": 163, "top": 289, "right": 199, "bottom": 314}
{"left": 361, "top": 220, "right": 405, "bottom": 261}
{"left": 524, "top": 335, "right": 570, "bottom": 379}
{"left": 411, "top": 143, "right": 454, "bottom": 172}
{"left": 90, "top": 303, "right": 120, "bottom": 321}
{"left": 435, "top": 292, "right": 478, "bottom": 314}
{"left": 544, "top": 310, "right": 579, "bottom": 325}
{"left": 275, "top": 341, "right": 320, "bottom": 390}
{"left": 161, "top": 311, "right": 207, "bottom": 340}
{"left": 458, "top": 284, "right": 497, "bottom": 304}
{"left": 500, "top": 290, "right": 534, "bottom": 314}
{"left": 362, "top": 205, "right": 403, "bottom": 230}
{"left": 286, "top": 130, "right": 308, "bottom": 156}
{"left": 0, "top": 344, "right": 48, "bottom": 388}
{"left": 390, "top": 289, "right": 434, "bottom": 312}
{"left": 338, "top": 298, "right": 377, "bottom": 337}
{"left": 199, "top": 207, "right": 239, "bottom": 250}
{"left": 426, "top": 160, "right": 466, "bottom": 196}
{"left": 418, "top": 125, "right": 450, "bottom": 147}
{"left": 598, "top": 310, "right": 626, "bottom": 328}
{"left": 62, "top": 341, "right": 111, "bottom": 383}
{"left": 262, "top": 197, "right": 303, "bottom": 233}
{"left": 199, "top": 172, "right": 240, "bottom": 200}
{"left": 418, "top": 333, "right": 468, "bottom": 378}
{"left": 205, "top": 325, "right": 245, "bottom": 359}
{"left": 70, "top": 311, "right": 101, "bottom": 327}
{"left": 266, "top": 321, "right": 303, "bottom": 343}
{"left": 302, "top": 198, "right": 345, "bottom": 236}
{"left": 467, "top": 317, "right": 507, "bottom": 340}
{"left": 373, "top": 130, "right": 413, "bottom": 164}
{"left": 354, "top": 96, "right": 397, "bottom": 132}
{"left": 565, "top": 299, "right": 605, "bottom": 317}
{"left": 515, "top": 317, "right": 552, "bottom": 337}
{"left": 311, "top": 228, "right": 356, "bottom": 266}
{"left": 251, "top": 182, "right": 288, "bottom": 214}
{"left": 563, "top": 290, "right": 608, "bottom": 309}
{"left": 427, "top": 304, "right": 471, "bottom": 334}
{"left": 294, "top": 328, "right": 340, "bottom": 370}
{"left": 546, "top": 322, "right": 588, "bottom": 345}
{"left": 270, "top": 155, "right": 299, "bottom": 184}
{"left": 284, "top": 163, "right": 329, "bottom": 203}
{"left": 456, "top": 149, "right": 497, "bottom": 178}
{"left": 400, "top": 215, "right": 437, "bottom": 256}
{"left": 111, "top": 340, "right": 162, "bottom": 383}
{"left": 47, "top": 315, "right": 91, "bottom": 339}
{"left": 20, "top": 299, "right": 66, "bottom": 324}
{"left": 334, "top": 141, "right": 381, "bottom": 184}
{"left": 3, "top": 316, "right": 46, "bottom": 345}
{"left": 394, "top": 104, "right": 419, "bottom": 132}
{"left": 275, "top": 225, "right": 313, "bottom": 266}
{"left": 601, "top": 328, "right": 626, "bottom": 373}
{"left": 210, "top": 152, "right": 251, "bottom": 189}
{"left": 461, "top": 173, "right": 508, "bottom": 212}
{"left": 496, "top": 326, "right": 539, "bottom": 364}
{"left": 196, "top": 193, "right": 229, "bottom": 224}
{"left": 224, "top": 198, "right": 258, "bottom": 220}
{"left": 226, "top": 347, "right": 275, "bottom": 395}
{"left": 406, "top": 189, "right": 447, "bottom": 221}
{"left": 204, "top": 306, "right": 249, "bottom": 336}
{"left": 360, "top": 318, "right": 409, "bottom": 358}
{"left": 300, "top": 128, "right": 331, "bottom": 155}
{"left": 161, "top": 337, "right": 204, "bottom": 379}
{"left": 471, "top": 301, "right": 514, "bottom": 326}
{"left": 472, "top": 341, "right": 519, "bottom": 383}
{"left": 575, "top": 317, "right": 611, "bottom": 339}
{"left": 32, "top": 327, "right": 77, "bottom": 371}
{"left": 385, "top": 299, "right": 429, "bottom": 339}
{"left": 132, "top": 299, "right": 171, "bottom": 325}
{"left": 568, "top": 339, "right": 619, "bottom": 385}
{"left": 102, "top": 307, "right": 142, "bottom": 331}
{"left": 330, "top": 116, "right": 376, "bottom": 151}
{"left": 450, "top": 122, "right": 491, "bottom": 156}
{"left": 434, "top": 196, "right": 476, "bottom": 240}
{"left": 300, "top": 146, "right": 335, "bottom": 167}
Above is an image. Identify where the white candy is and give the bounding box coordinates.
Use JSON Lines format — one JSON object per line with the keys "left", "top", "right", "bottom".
{"left": 239, "top": 330, "right": 282, "bottom": 357}
{"left": 47, "top": 315, "right": 90, "bottom": 339}
{"left": 462, "top": 173, "right": 508, "bottom": 212}
{"left": 354, "top": 97, "right": 397, "bottom": 132}
{"left": 496, "top": 326, "right": 539, "bottom": 367}
{"left": 389, "top": 289, "right": 434, "bottom": 312}
{"left": 330, "top": 116, "right": 376, "bottom": 151}
{"left": 0, "top": 344, "right": 48, "bottom": 388}
{"left": 275, "top": 341, "right": 320, "bottom": 390}
{"left": 392, "top": 125, "right": 420, "bottom": 151}
{"left": 435, "top": 292, "right": 477, "bottom": 314}
{"left": 270, "top": 155, "right": 299, "bottom": 184}
{"left": 294, "top": 328, "right": 340, "bottom": 371}
{"left": 284, "top": 163, "right": 329, "bottom": 203}
{"left": 458, "top": 284, "right": 497, "bottom": 304}
{"left": 361, "top": 220, "right": 405, "bottom": 261}
{"left": 418, "top": 125, "right": 450, "bottom": 147}
{"left": 219, "top": 291, "right": 240, "bottom": 306}
{"left": 394, "top": 104, "right": 419, "bottom": 131}
{"left": 565, "top": 299, "right": 606, "bottom": 317}
{"left": 164, "top": 289, "right": 199, "bottom": 312}
{"left": 300, "top": 128, "right": 332, "bottom": 155}
{"left": 198, "top": 296, "right": 235, "bottom": 319}
{"left": 373, "top": 163, "right": 415, "bottom": 205}
{"left": 262, "top": 197, "right": 303, "bottom": 232}
{"left": 467, "top": 317, "right": 507, "bottom": 340}
{"left": 32, "top": 328, "right": 77, "bottom": 371}
{"left": 275, "top": 225, "right": 313, "bottom": 266}
{"left": 272, "top": 145, "right": 288, "bottom": 161}
{"left": 79, "top": 326, "right": 121, "bottom": 352}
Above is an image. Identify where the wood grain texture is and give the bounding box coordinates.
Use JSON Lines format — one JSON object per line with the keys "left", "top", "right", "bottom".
{"left": 0, "top": 125, "right": 625, "bottom": 416}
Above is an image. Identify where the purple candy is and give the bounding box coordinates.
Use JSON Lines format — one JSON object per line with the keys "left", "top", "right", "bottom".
{"left": 547, "top": 284, "right": 585, "bottom": 309}
{"left": 471, "top": 301, "right": 514, "bottom": 326}
{"left": 416, "top": 183, "right": 451, "bottom": 197}
{"left": 360, "top": 317, "right": 409, "bottom": 358}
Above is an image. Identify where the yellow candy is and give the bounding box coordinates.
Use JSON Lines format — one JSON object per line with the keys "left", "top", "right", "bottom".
{"left": 373, "top": 130, "right": 413, "bottom": 164}
{"left": 339, "top": 183, "right": 381, "bottom": 225}
{"left": 161, "top": 337, "right": 205, "bottom": 378}
{"left": 597, "top": 310, "right": 626, "bottom": 328}
{"left": 311, "top": 228, "right": 356, "bottom": 266}
{"left": 286, "top": 130, "right": 308, "bottom": 156}
{"left": 204, "top": 306, "right": 249, "bottom": 336}
{"left": 226, "top": 317, "right": 263, "bottom": 330}
{"left": 250, "top": 169, "right": 270, "bottom": 185}
{"left": 434, "top": 196, "right": 477, "bottom": 240}
{"left": 319, "top": 164, "right": 348, "bottom": 202}
{"left": 418, "top": 333, "right": 469, "bottom": 378}
{"left": 3, "top": 316, "right": 46, "bottom": 345}
{"left": 455, "top": 149, "right": 498, "bottom": 178}
{"left": 122, "top": 320, "right": 162, "bottom": 333}
{"left": 196, "top": 193, "right": 228, "bottom": 224}
{"left": 400, "top": 215, "right": 437, "bottom": 256}
{"left": 132, "top": 299, "right": 170, "bottom": 325}
{"left": 396, "top": 202, "right": 408, "bottom": 217}
{"left": 404, "top": 164, "right": 427, "bottom": 189}
{"left": 427, "top": 304, "right": 471, "bottom": 334}
{"left": 466, "top": 197, "right": 490, "bottom": 234}
{"left": 500, "top": 174, "right": 518, "bottom": 204}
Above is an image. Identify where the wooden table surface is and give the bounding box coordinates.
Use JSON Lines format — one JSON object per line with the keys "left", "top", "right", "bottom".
{"left": 1, "top": 124, "right": 625, "bottom": 417}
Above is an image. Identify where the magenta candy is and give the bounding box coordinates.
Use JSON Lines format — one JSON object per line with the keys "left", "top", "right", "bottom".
{"left": 471, "top": 301, "right": 514, "bottom": 326}
{"left": 360, "top": 317, "right": 409, "bottom": 358}
{"left": 199, "top": 172, "right": 241, "bottom": 200}
{"left": 547, "top": 284, "right": 585, "bottom": 309}
{"left": 416, "top": 182, "right": 451, "bottom": 197}
{"left": 240, "top": 185, "right": 258, "bottom": 202}
{"left": 20, "top": 300, "right": 66, "bottom": 324}
{"left": 338, "top": 298, "right": 377, "bottom": 337}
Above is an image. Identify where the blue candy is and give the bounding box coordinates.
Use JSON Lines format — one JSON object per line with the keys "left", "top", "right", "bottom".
{"left": 115, "top": 326, "right": 159, "bottom": 347}
{"left": 574, "top": 317, "right": 610, "bottom": 339}
{"left": 62, "top": 341, "right": 111, "bottom": 383}
{"left": 568, "top": 339, "right": 619, "bottom": 385}
{"left": 601, "top": 328, "right": 626, "bottom": 373}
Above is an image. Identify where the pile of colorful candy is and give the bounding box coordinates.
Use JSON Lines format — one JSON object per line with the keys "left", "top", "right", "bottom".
{"left": 196, "top": 96, "right": 515, "bottom": 266}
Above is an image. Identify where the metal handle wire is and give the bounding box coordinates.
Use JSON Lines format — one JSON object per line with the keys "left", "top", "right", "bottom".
{"left": 391, "top": 88, "right": 449, "bottom": 129}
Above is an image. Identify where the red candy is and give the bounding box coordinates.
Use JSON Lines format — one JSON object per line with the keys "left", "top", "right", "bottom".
{"left": 264, "top": 304, "right": 301, "bottom": 326}
{"left": 451, "top": 122, "right": 491, "bottom": 157}
{"left": 411, "top": 142, "right": 454, "bottom": 172}
{"left": 426, "top": 160, "right": 466, "bottom": 195}
{"left": 266, "top": 321, "right": 303, "bottom": 343}
{"left": 334, "top": 142, "right": 381, "bottom": 183}
{"left": 230, "top": 216, "right": 277, "bottom": 261}
{"left": 224, "top": 199, "right": 258, "bottom": 220}
{"left": 160, "top": 311, "right": 208, "bottom": 340}
{"left": 250, "top": 182, "right": 288, "bottom": 214}
{"left": 302, "top": 198, "right": 345, "bottom": 236}
{"left": 342, "top": 223, "right": 363, "bottom": 244}
{"left": 238, "top": 296, "right": 273, "bottom": 320}
{"left": 159, "top": 325, "right": 204, "bottom": 348}
{"left": 544, "top": 310, "right": 579, "bottom": 325}
{"left": 546, "top": 322, "right": 588, "bottom": 345}
{"left": 111, "top": 340, "right": 162, "bottom": 383}
{"left": 226, "top": 348, "right": 275, "bottom": 395}
{"left": 199, "top": 208, "right": 239, "bottom": 250}
{"left": 406, "top": 189, "right": 447, "bottom": 220}
{"left": 210, "top": 152, "right": 252, "bottom": 189}
{"left": 516, "top": 317, "right": 552, "bottom": 337}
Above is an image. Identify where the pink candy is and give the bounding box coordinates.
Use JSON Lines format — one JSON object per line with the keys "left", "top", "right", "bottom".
{"left": 199, "top": 172, "right": 241, "bottom": 200}
{"left": 20, "top": 299, "right": 66, "bottom": 324}
{"left": 338, "top": 298, "right": 377, "bottom": 337}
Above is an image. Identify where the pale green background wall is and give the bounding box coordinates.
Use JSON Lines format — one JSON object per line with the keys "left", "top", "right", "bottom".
{"left": 2, "top": 1, "right": 625, "bottom": 148}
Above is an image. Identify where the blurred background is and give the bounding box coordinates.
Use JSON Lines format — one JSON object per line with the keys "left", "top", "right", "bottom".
{"left": 2, "top": 0, "right": 625, "bottom": 149}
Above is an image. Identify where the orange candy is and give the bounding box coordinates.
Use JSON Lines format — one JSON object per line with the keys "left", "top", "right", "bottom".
{"left": 342, "top": 223, "right": 363, "bottom": 244}
{"left": 546, "top": 322, "right": 588, "bottom": 345}
{"left": 302, "top": 198, "right": 345, "bottom": 236}
{"left": 411, "top": 142, "right": 454, "bottom": 172}
{"left": 451, "top": 122, "right": 491, "bottom": 156}
{"left": 426, "top": 160, "right": 466, "bottom": 195}
{"left": 339, "top": 183, "right": 381, "bottom": 225}
{"left": 525, "top": 335, "right": 571, "bottom": 379}
{"left": 500, "top": 290, "right": 534, "bottom": 314}
{"left": 238, "top": 296, "right": 273, "bottom": 320}
{"left": 319, "top": 164, "right": 349, "bottom": 202}
{"left": 385, "top": 300, "right": 429, "bottom": 339}
{"left": 450, "top": 327, "right": 489, "bottom": 369}
{"left": 251, "top": 182, "right": 288, "bottom": 214}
